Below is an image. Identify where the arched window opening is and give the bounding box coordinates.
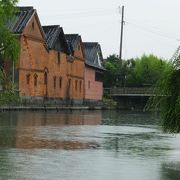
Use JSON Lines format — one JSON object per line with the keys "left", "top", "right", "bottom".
{"left": 57, "top": 52, "right": 60, "bottom": 64}
{"left": 53, "top": 76, "right": 56, "bottom": 89}
{"left": 80, "top": 81, "right": 82, "bottom": 93}
{"left": 59, "top": 77, "right": 62, "bottom": 89}
{"left": 34, "top": 74, "right": 38, "bottom": 87}
{"left": 88, "top": 81, "right": 91, "bottom": 89}
{"left": 68, "top": 79, "right": 71, "bottom": 88}
{"left": 32, "top": 22, "right": 35, "bottom": 31}
{"left": 44, "top": 72, "right": 48, "bottom": 85}
{"left": 75, "top": 80, "right": 78, "bottom": 91}
{"left": 26, "top": 74, "right": 30, "bottom": 85}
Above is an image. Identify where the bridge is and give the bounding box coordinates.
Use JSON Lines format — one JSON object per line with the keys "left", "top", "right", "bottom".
{"left": 108, "top": 87, "right": 154, "bottom": 97}
{"left": 105, "top": 87, "right": 154, "bottom": 110}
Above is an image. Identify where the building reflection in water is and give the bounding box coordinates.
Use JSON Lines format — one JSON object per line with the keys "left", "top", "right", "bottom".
{"left": 14, "top": 111, "right": 102, "bottom": 150}
{"left": 15, "top": 110, "right": 102, "bottom": 126}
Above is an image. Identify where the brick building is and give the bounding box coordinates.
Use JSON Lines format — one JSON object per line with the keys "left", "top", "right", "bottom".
{"left": 8, "top": 7, "right": 49, "bottom": 100}
{"left": 6, "top": 6, "right": 104, "bottom": 105}
{"left": 65, "top": 34, "right": 85, "bottom": 104}
{"left": 42, "top": 25, "right": 71, "bottom": 100}
{"left": 83, "top": 42, "right": 104, "bottom": 103}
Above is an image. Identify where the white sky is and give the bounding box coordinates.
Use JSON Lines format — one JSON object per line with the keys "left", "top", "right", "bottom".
{"left": 18, "top": 0, "right": 180, "bottom": 59}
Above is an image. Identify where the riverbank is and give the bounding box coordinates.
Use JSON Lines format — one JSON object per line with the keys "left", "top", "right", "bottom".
{"left": 0, "top": 104, "right": 119, "bottom": 111}
{"left": 0, "top": 106, "right": 106, "bottom": 111}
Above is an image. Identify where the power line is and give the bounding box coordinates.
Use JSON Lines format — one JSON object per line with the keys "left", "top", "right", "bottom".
{"left": 39, "top": 6, "right": 180, "bottom": 43}
{"left": 126, "top": 21, "right": 179, "bottom": 41}
{"left": 40, "top": 8, "right": 117, "bottom": 19}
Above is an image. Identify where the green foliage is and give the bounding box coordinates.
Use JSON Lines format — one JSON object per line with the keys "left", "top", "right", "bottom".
{"left": 0, "top": 68, "right": 19, "bottom": 106}
{"left": 0, "top": 0, "right": 20, "bottom": 62}
{"left": 102, "top": 97, "right": 117, "bottom": 109}
{"left": 103, "top": 54, "right": 120, "bottom": 87}
{"left": 0, "top": 69, "right": 13, "bottom": 90}
{"left": 0, "top": 90, "right": 19, "bottom": 106}
{"left": 147, "top": 63, "right": 180, "bottom": 133}
{"left": 103, "top": 54, "right": 127, "bottom": 87}
{"left": 127, "top": 54, "right": 169, "bottom": 86}
{"left": 103, "top": 54, "right": 169, "bottom": 88}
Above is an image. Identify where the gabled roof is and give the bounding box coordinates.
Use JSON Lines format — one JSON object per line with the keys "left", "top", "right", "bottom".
{"left": 8, "top": 6, "right": 35, "bottom": 33}
{"left": 83, "top": 42, "right": 104, "bottom": 71}
{"left": 65, "top": 34, "right": 80, "bottom": 51}
{"left": 42, "top": 25, "right": 71, "bottom": 54}
{"left": 42, "top": 25, "right": 60, "bottom": 49}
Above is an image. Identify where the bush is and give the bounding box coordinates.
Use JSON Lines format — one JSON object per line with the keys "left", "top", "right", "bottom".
{"left": 146, "top": 65, "right": 180, "bottom": 133}
{"left": 0, "top": 90, "right": 20, "bottom": 106}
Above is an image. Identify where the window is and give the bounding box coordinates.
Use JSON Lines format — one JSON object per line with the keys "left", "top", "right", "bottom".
{"left": 34, "top": 74, "right": 38, "bottom": 87}
{"left": 75, "top": 80, "right": 78, "bottom": 91}
{"left": 59, "top": 77, "right": 62, "bottom": 88}
{"left": 44, "top": 72, "right": 48, "bottom": 85}
{"left": 53, "top": 76, "right": 56, "bottom": 89}
{"left": 88, "top": 81, "right": 91, "bottom": 89}
{"left": 57, "top": 52, "right": 60, "bottom": 64}
{"left": 32, "top": 22, "right": 35, "bottom": 31}
{"left": 68, "top": 79, "right": 71, "bottom": 88}
{"left": 26, "top": 74, "right": 30, "bottom": 84}
{"left": 80, "top": 81, "right": 82, "bottom": 93}
{"left": 95, "top": 72, "right": 103, "bottom": 82}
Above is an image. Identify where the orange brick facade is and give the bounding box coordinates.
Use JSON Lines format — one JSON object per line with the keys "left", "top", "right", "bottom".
{"left": 7, "top": 7, "right": 104, "bottom": 105}
{"left": 66, "top": 45, "right": 85, "bottom": 100}
{"left": 84, "top": 67, "right": 103, "bottom": 101}
{"left": 17, "top": 13, "right": 85, "bottom": 102}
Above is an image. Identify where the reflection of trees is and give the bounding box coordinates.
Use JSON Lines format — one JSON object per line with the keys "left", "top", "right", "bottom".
{"left": 0, "top": 112, "right": 17, "bottom": 148}
{"left": 102, "top": 110, "right": 158, "bottom": 126}
{"left": 0, "top": 112, "right": 18, "bottom": 179}
{"left": 160, "top": 162, "right": 180, "bottom": 180}
{"left": 102, "top": 132, "right": 171, "bottom": 157}
{"left": 0, "top": 149, "right": 15, "bottom": 179}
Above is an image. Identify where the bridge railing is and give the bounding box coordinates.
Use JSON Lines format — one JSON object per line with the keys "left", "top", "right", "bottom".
{"left": 108, "top": 87, "right": 154, "bottom": 96}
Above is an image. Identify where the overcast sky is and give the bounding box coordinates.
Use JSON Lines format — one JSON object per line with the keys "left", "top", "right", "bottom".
{"left": 18, "top": 0, "right": 180, "bottom": 59}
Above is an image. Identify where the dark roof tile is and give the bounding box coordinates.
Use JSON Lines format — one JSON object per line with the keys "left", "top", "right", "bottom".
{"left": 65, "top": 34, "right": 80, "bottom": 50}
{"left": 8, "top": 6, "right": 35, "bottom": 33}
{"left": 42, "top": 25, "right": 60, "bottom": 49}
{"left": 43, "top": 25, "right": 71, "bottom": 54}
{"left": 83, "top": 42, "right": 104, "bottom": 70}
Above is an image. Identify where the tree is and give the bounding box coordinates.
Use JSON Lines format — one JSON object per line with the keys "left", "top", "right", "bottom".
{"left": 0, "top": 0, "right": 20, "bottom": 63}
{"left": 147, "top": 59, "right": 180, "bottom": 133}
{"left": 0, "top": 0, "right": 20, "bottom": 91}
{"left": 103, "top": 54, "right": 169, "bottom": 88}
{"left": 103, "top": 54, "right": 127, "bottom": 87}
{"left": 127, "top": 54, "right": 169, "bottom": 86}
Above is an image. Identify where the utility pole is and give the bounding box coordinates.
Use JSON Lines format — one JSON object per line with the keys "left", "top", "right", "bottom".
{"left": 119, "top": 5, "right": 125, "bottom": 63}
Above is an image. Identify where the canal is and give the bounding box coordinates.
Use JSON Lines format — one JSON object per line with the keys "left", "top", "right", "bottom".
{"left": 0, "top": 110, "right": 180, "bottom": 180}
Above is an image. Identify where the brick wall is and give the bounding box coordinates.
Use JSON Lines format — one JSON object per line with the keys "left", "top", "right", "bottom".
{"left": 67, "top": 44, "right": 85, "bottom": 100}
{"left": 18, "top": 14, "right": 85, "bottom": 102}
{"left": 84, "top": 67, "right": 103, "bottom": 100}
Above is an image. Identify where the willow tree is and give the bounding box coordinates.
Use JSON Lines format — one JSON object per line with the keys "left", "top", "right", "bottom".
{"left": 147, "top": 55, "right": 180, "bottom": 133}
{"left": 0, "top": 0, "right": 20, "bottom": 91}
{"left": 0, "top": 0, "right": 20, "bottom": 64}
